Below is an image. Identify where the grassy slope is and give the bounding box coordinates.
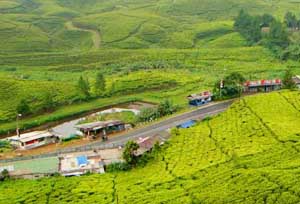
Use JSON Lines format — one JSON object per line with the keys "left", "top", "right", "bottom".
{"left": 0, "top": 0, "right": 300, "bottom": 132}
{"left": 1, "top": 91, "right": 300, "bottom": 203}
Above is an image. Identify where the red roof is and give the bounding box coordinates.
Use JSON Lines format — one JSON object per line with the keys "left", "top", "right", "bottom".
{"left": 244, "top": 79, "right": 282, "bottom": 87}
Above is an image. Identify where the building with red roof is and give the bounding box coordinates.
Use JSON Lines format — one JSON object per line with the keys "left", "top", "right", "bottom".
{"left": 243, "top": 79, "right": 282, "bottom": 93}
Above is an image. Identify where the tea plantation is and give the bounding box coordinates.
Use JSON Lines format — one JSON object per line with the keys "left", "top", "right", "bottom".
{"left": 1, "top": 0, "right": 300, "bottom": 133}
{"left": 1, "top": 91, "right": 300, "bottom": 203}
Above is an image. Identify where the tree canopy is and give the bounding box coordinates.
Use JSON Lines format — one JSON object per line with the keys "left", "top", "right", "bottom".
{"left": 123, "top": 141, "right": 139, "bottom": 166}
{"left": 77, "top": 76, "right": 90, "bottom": 99}
{"left": 94, "top": 72, "right": 106, "bottom": 96}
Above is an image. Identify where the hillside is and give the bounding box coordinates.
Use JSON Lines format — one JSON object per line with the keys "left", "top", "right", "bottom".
{"left": 1, "top": 0, "right": 300, "bottom": 134}
{"left": 1, "top": 0, "right": 300, "bottom": 52}
{"left": 1, "top": 91, "right": 300, "bottom": 203}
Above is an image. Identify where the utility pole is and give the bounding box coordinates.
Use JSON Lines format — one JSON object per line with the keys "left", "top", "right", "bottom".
{"left": 16, "top": 113, "right": 22, "bottom": 137}
{"left": 220, "top": 79, "right": 224, "bottom": 98}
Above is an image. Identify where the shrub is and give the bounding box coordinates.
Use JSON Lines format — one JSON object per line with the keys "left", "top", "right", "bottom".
{"left": 105, "top": 162, "right": 131, "bottom": 172}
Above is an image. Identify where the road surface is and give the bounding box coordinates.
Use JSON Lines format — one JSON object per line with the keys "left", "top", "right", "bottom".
{"left": 0, "top": 100, "right": 233, "bottom": 163}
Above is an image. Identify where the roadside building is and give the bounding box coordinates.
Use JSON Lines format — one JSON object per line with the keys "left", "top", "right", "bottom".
{"left": 292, "top": 76, "right": 300, "bottom": 89}
{"left": 58, "top": 152, "right": 105, "bottom": 176}
{"left": 8, "top": 131, "right": 59, "bottom": 150}
{"left": 187, "top": 91, "right": 212, "bottom": 106}
{"left": 243, "top": 79, "right": 282, "bottom": 93}
{"left": 75, "top": 120, "right": 125, "bottom": 139}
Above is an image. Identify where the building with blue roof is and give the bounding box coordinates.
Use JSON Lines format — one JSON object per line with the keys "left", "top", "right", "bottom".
{"left": 77, "top": 156, "right": 88, "bottom": 167}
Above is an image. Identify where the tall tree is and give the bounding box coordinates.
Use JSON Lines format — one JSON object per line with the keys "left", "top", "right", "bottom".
{"left": 123, "top": 141, "right": 139, "bottom": 166}
{"left": 266, "top": 20, "right": 289, "bottom": 48}
{"left": 77, "top": 76, "right": 90, "bottom": 99}
{"left": 284, "top": 12, "right": 298, "bottom": 28}
{"left": 214, "top": 72, "right": 245, "bottom": 99}
{"left": 94, "top": 72, "right": 106, "bottom": 96}
{"left": 234, "top": 10, "right": 261, "bottom": 44}
{"left": 282, "top": 69, "right": 296, "bottom": 89}
{"left": 261, "top": 13, "right": 275, "bottom": 27}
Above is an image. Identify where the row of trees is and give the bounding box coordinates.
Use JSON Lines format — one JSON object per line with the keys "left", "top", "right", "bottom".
{"left": 77, "top": 72, "right": 106, "bottom": 99}
{"left": 234, "top": 10, "right": 289, "bottom": 53}
{"left": 234, "top": 10, "right": 300, "bottom": 60}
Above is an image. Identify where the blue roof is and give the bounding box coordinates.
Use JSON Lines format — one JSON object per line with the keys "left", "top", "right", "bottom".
{"left": 178, "top": 120, "right": 196, "bottom": 129}
{"left": 77, "top": 156, "right": 88, "bottom": 166}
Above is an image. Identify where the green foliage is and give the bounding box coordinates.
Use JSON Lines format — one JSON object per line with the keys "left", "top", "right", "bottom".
{"left": 282, "top": 44, "right": 300, "bottom": 60}
{"left": 94, "top": 72, "right": 106, "bottom": 96}
{"left": 137, "top": 107, "right": 159, "bottom": 122}
{"left": 214, "top": 72, "right": 245, "bottom": 99}
{"left": 77, "top": 76, "right": 91, "bottom": 99}
{"left": 234, "top": 10, "right": 262, "bottom": 44}
{"left": 157, "top": 100, "right": 177, "bottom": 117}
{"left": 0, "top": 140, "right": 12, "bottom": 153}
{"left": 105, "top": 162, "right": 131, "bottom": 172}
{"left": 282, "top": 69, "right": 297, "bottom": 89}
{"left": 284, "top": 11, "right": 298, "bottom": 28}
{"left": 0, "top": 169, "right": 9, "bottom": 181}
{"left": 1, "top": 92, "right": 300, "bottom": 203}
{"left": 41, "top": 92, "right": 56, "bottom": 112}
{"left": 16, "top": 99, "right": 31, "bottom": 115}
{"left": 138, "top": 99, "right": 178, "bottom": 122}
{"left": 122, "top": 140, "right": 139, "bottom": 166}
{"left": 265, "top": 20, "right": 289, "bottom": 49}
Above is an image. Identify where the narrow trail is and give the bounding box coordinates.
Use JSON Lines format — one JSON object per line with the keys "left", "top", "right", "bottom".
{"left": 65, "top": 21, "right": 101, "bottom": 49}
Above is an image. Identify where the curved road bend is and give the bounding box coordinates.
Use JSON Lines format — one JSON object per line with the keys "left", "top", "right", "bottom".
{"left": 0, "top": 100, "right": 233, "bottom": 163}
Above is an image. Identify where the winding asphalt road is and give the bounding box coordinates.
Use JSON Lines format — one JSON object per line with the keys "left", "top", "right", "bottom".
{"left": 0, "top": 100, "right": 233, "bottom": 163}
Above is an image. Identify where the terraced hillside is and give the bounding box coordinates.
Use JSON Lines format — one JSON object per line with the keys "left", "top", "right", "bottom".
{"left": 1, "top": 0, "right": 300, "bottom": 133}
{"left": 1, "top": 91, "right": 300, "bottom": 203}
{"left": 1, "top": 0, "right": 300, "bottom": 51}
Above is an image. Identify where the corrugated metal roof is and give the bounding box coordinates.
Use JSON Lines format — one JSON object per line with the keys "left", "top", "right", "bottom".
{"left": 75, "top": 120, "right": 123, "bottom": 130}
{"left": 244, "top": 79, "right": 282, "bottom": 87}
{"left": 9, "top": 131, "right": 54, "bottom": 143}
{"left": 187, "top": 91, "right": 212, "bottom": 101}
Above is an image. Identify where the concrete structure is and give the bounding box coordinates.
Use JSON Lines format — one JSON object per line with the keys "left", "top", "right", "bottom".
{"left": 187, "top": 91, "right": 212, "bottom": 106}
{"left": 58, "top": 152, "right": 105, "bottom": 176}
{"left": 8, "top": 131, "right": 59, "bottom": 150}
{"left": 292, "top": 76, "right": 300, "bottom": 89}
{"left": 244, "top": 79, "right": 282, "bottom": 93}
{"left": 75, "top": 120, "right": 125, "bottom": 139}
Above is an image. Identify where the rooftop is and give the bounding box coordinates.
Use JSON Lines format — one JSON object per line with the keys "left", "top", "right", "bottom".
{"left": 59, "top": 152, "right": 103, "bottom": 173}
{"left": 244, "top": 79, "right": 282, "bottom": 87}
{"left": 187, "top": 91, "right": 212, "bottom": 101}
{"left": 75, "top": 120, "right": 123, "bottom": 130}
{"left": 292, "top": 76, "right": 300, "bottom": 84}
{"left": 136, "top": 135, "right": 165, "bottom": 156}
{"left": 8, "top": 131, "right": 55, "bottom": 143}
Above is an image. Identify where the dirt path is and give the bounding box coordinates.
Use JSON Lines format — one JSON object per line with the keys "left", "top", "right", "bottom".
{"left": 65, "top": 21, "right": 101, "bottom": 49}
